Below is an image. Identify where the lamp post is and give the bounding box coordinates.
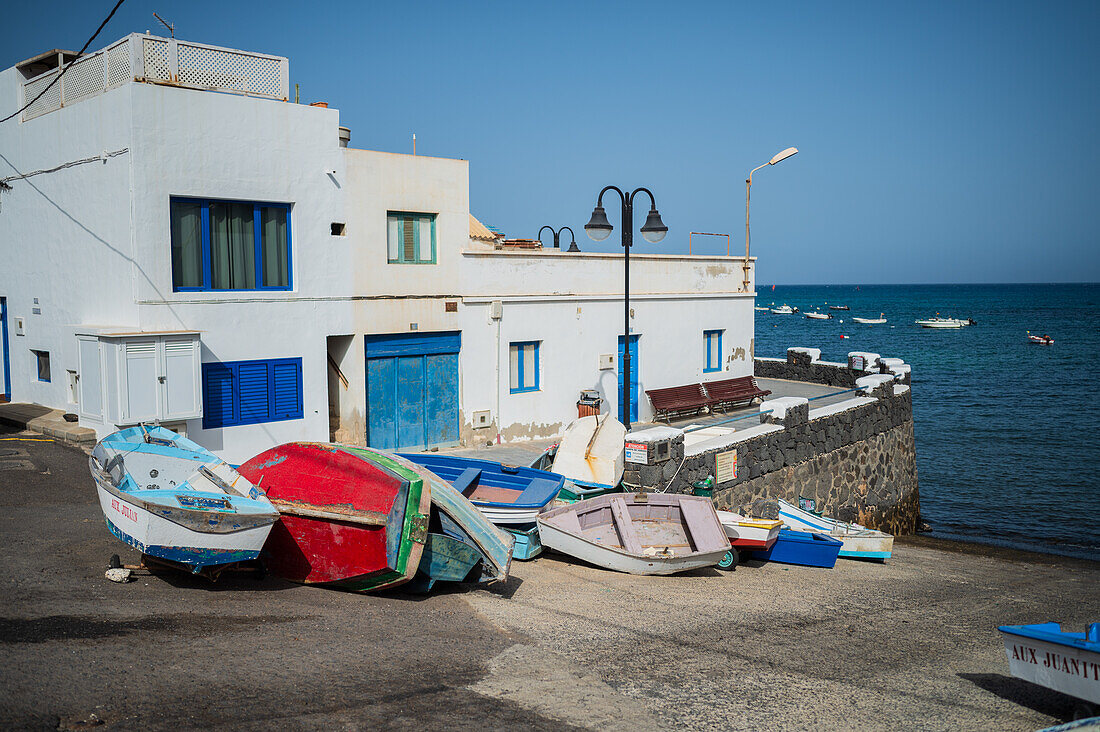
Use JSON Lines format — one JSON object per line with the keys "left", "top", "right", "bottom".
{"left": 585, "top": 186, "right": 668, "bottom": 430}
{"left": 745, "top": 147, "right": 798, "bottom": 291}
{"left": 538, "top": 225, "right": 579, "bottom": 252}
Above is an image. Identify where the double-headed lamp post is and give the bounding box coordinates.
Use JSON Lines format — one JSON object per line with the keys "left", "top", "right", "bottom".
{"left": 745, "top": 147, "right": 798, "bottom": 291}
{"left": 585, "top": 186, "right": 668, "bottom": 430}
{"left": 538, "top": 225, "right": 579, "bottom": 252}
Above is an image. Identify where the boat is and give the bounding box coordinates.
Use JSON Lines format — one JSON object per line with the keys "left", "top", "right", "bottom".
{"left": 89, "top": 426, "right": 280, "bottom": 577}
{"left": 1028, "top": 332, "right": 1055, "bottom": 345}
{"left": 501, "top": 523, "right": 543, "bottom": 560}
{"left": 237, "top": 442, "right": 431, "bottom": 592}
{"left": 777, "top": 498, "right": 893, "bottom": 561}
{"left": 915, "top": 317, "right": 964, "bottom": 328}
{"left": 547, "top": 414, "right": 625, "bottom": 500}
{"left": 754, "top": 306, "right": 770, "bottom": 311}
{"left": 829, "top": 305, "right": 850, "bottom": 311}
{"left": 999, "top": 622, "right": 1100, "bottom": 707}
{"left": 537, "top": 493, "right": 730, "bottom": 575}
{"left": 404, "top": 531, "right": 484, "bottom": 593}
{"left": 852, "top": 313, "right": 887, "bottom": 324}
{"left": 805, "top": 311, "right": 832, "bottom": 320}
{"left": 398, "top": 453, "right": 564, "bottom": 525}
{"left": 748, "top": 528, "right": 843, "bottom": 568}
{"left": 715, "top": 510, "right": 782, "bottom": 569}
{"left": 770, "top": 304, "right": 795, "bottom": 314}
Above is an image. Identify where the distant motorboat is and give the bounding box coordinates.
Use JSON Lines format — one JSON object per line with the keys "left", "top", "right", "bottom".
{"left": 829, "top": 305, "right": 850, "bottom": 311}
{"left": 805, "top": 311, "right": 831, "bottom": 320}
{"left": 852, "top": 313, "right": 887, "bottom": 324}
{"left": 754, "top": 306, "right": 770, "bottom": 311}
{"left": 915, "top": 317, "right": 964, "bottom": 329}
{"left": 1028, "top": 332, "right": 1054, "bottom": 345}
{"left": 770, "top": 304, "right": 795, "bottom": 314}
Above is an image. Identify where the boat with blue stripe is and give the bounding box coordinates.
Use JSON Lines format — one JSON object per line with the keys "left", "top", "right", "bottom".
{"left": 89, "top": 426, "right": 279, "bottom": 575}
{"left": 999, "top": 622, "right": 1100, "bottom": 710}
{"left": 777, "top": 498, "right": 894, "bottom": 561}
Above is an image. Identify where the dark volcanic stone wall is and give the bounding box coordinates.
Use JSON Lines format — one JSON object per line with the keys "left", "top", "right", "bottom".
{"left": 754, "top": 355, "right": 861, "bottom": 387}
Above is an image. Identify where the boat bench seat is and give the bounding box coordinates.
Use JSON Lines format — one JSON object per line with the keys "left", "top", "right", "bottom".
{"left": 645, "top": 384, "right": 710, "bottom": 421}
{"left": 703, "top": 376, "right": 772, "bottom": 413}
{"left": 451, "top": 468, "right": 483, "bottom": 497}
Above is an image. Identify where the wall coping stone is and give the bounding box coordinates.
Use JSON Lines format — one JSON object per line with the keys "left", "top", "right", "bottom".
{"left": 760, "top": 396, "right": 808, "bottom": 420}
{"left": 625, "top": 425, "right": 684, "bottom": 442}
{"left": 857, "top": 374, "right": 895, "bottom": 394}
{"left": 788, "top": 347, "right": 822, "bottom": 362}
{"left": 848, "top": 351, "right": 881, "bottom": 370}
{"left": 685, "top": 422, "right": 784, "bottom": 457}
{"left": 808, "top": 396, "right": 877, "bottom": 420}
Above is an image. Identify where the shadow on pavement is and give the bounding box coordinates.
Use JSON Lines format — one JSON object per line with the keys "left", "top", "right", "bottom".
{"left": 958, "top": 671, "right": 1076, "bottom": 722}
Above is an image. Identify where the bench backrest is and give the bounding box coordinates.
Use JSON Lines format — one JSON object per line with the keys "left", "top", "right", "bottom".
{"left": 645, "top": 383, "right": 708, "bottom": 408}
{"left": 703, "top": 376, "right": 768, "bottom": 399}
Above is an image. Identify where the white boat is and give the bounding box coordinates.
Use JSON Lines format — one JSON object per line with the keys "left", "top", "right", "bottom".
{"left": 715, "top": 510, "right": 782, "bottom": 568}
{"left": 538, "top": 493, "right": 730, "bottom": 575}
{"left": 770, "top": 304, "right": 795, "bottom": 314}
{"left": 1028, "top": 333, "right": 1055, "bottom": 345}
{"left": 805, "top": 311, "right": 831, "bottom": 320}
{"left": 852, "top": 313, "right": 887, "bottom": 324}
{"left": 89, "top": 426, "right": 279, "bottom": 574}
{"left": 754, "top": 306, "right": 770, "bottom": 311}
{"left": 776, "top": 498, "right": 893, "bottom": 561}
{"left": 551, "top": 414, "right": 626, "bottom": 489}
{"left": 999, "top": 622, "right": 1100, "bottom": 706}
{"left": 915, "top": 317, "right": 964, "bottom": 328}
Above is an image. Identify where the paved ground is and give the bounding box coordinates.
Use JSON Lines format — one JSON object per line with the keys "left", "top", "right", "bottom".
{"left": 2, "top": 422, "right": 1097, "bottom": 730}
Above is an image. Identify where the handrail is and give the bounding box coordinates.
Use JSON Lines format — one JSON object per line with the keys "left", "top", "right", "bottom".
{"left": 681, "top": 386, "right": 863, "bottom": 433}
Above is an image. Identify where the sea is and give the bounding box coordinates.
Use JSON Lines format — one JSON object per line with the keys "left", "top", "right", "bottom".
{"left": 753, "top": 283, "right": 1099, "bottom": 561}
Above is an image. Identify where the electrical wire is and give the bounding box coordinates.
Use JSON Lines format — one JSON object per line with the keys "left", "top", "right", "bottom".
{"left": 0, "top": 148, "right": 128, "bottom": 185}
{"left": 0, "top": 0, "right": 127, "bottom": 125}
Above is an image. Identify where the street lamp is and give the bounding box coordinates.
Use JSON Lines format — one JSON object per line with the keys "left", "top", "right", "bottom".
{"left": 538, "top": 225, "right": 579, "bottom": 252}
{"left": 585, "top": 186, "right": 668, "bottom": 430}
{"left": 744, "top": 147, "right": 798, "bottom": 291}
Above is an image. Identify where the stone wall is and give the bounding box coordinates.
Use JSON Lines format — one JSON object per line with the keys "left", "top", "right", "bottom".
{"left": 754, "top": 354, "right": 860, "bottom": 387}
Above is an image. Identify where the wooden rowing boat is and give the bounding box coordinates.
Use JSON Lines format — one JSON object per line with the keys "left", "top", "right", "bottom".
{"left": 777, "top": 498, "right": 894, "bottom": 561}
{"left": 537, "top": 493, "right": 729, "bottom": 575}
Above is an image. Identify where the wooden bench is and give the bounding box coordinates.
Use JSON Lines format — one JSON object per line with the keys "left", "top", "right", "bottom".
{"left": 645, "top": 383, "right": 710, "bottom": 422}
{"left": 703, "top": 376, "right": 772, "bottom": 413}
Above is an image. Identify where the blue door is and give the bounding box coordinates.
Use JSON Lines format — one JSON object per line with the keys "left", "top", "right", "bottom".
{"left": 365, "top": 332, "right": 460, "bottom": 450}
{"left": 0, "top": 298, "right": 9, "bottom": 402}
{"left": 617, "top": 334, "right": 640, "bottom": 423}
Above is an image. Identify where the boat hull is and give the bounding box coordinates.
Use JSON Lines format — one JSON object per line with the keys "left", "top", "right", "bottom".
{"left": 749, "top": 529, "right": 843, "bottom": 568}
{"left": 716, "top": 510, "right": 781, "bottom": 550}
{"left": 502, "top": 523, "right": 543, "bottom": 560}
{"left": 777, "top": 498, "right": 893, "bottom": 561}
{"left": 999, "top": 625, "right": 1100, "bottom": 704}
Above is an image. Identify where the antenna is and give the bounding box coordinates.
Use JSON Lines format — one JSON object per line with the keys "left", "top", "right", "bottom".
{"left": 412, "top": 133, "right": 416, "bottom": 156}
{"left": 153, "top": 12, "right": 175, "bottom": 38}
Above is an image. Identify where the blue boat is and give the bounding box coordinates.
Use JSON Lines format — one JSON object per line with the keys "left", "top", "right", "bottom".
{"left": 999, "top": 622, "right": 1100, "bottom": 708}
{"left": 502, "top": 523, "right": 543, "bottom": 560}
{"left": 397, "top": 453, "right": 564, "bottom": 526}
{"left": 748, "top": 528, "right": 843, "bottom": 568}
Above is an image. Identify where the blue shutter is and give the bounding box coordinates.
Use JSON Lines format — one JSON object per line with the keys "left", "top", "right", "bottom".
{"left": 237, "top": 361, "right": 271, "bottom": 423}
{"left": 202, "top": 363, "right": 236, "bottom": 429}
{"left": 272, "top": 360, "right": 303, "bottom": 419}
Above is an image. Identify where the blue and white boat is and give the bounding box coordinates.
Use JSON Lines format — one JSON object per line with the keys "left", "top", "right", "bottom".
{"left": 777, "top": 498, "right": 894, "bottom": 561}
{"left": 748, "top": 528, "right": 843, "bottom": 568}
{"left": 398, "top": 453, "right": 564, "bottom": 525}
{"left": 89, "top": 426, "right": 279, "bottom": 573}
{"left": 999, "top": 622, "right": 1100, "bottom": 707}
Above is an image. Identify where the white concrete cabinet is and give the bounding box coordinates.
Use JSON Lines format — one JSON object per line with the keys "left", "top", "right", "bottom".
{"left": 77, "top": 332, "right": 202, "bottom": 425}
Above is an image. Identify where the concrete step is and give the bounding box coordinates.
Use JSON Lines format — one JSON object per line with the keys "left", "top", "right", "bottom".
{"left": 0, "top": 403, "right": 96, "bottom": 446}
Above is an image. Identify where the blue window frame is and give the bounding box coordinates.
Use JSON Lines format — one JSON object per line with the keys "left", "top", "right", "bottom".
{"left": 170, "top": 197, "right": 292, "bottom": 292}
{"left": 201, "top": 357, "right": 303, "bottom": 429}
{"left": 509, "top": 341, "right": 540, "bottom": 393}
{"left": 704, "top": 330, "right": 723, "bottom": 373}
{"left": 32, "top": 350, "right": 51, "bottom": 382}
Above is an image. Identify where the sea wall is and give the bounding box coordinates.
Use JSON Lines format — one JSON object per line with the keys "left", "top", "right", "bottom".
{"left": 627, "top": 349, "right": 920, "bottom": 534}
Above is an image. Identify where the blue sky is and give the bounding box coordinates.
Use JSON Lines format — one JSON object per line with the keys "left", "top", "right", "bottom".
{"left": 4, "top": 0, "right": 1098, "bottom": 284}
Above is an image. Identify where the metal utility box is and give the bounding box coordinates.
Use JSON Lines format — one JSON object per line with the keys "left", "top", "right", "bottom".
{"left": 77, "top": 330, "right": 202, "bottom": 425}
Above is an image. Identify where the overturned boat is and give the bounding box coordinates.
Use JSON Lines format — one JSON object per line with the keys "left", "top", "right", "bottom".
{"left": 90, "top": 426, "right": 279, "bottom": 575}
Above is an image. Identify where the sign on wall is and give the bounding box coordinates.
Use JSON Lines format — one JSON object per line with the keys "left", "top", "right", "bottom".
{"left": 625, "top": 442, "right": 648, "bottom": 464}
{"left": 715, "top": 449, "right": 738, "bottom": 484}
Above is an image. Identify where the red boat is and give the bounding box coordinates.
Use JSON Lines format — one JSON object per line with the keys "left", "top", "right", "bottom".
{"left": 1028, "top": 333, "right": 1054, "bottom": 345}
{"left": 238, "top": 443, "right": 430, "bottom": 592}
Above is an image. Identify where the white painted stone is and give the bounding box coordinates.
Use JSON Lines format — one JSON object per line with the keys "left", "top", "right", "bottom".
{"left": 625, "top": 426, "right": 683, "bottom": 442}
{"left": 760, "top": 396, "right": 808, "bottom": 419}
{"left": 856, "top": 374, "right": 895, "bottom": 393}
{"left": 879, "top": 357, "right": 904, "bottom": 367}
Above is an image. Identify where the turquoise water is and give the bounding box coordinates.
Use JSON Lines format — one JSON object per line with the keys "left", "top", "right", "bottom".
{"left": 754, "top": 283, "right": 1100, "bottom": 560}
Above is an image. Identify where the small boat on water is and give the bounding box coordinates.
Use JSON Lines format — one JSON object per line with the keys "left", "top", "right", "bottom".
{"left": 805, "top": 311, "right": 832, "bottom": 320}
{"left": 770, "top": 304, "right": 796, "bottom": 314}
{"left": 777, "top": 498, "right": 893, "bottom": 561}
{"left": 915, "top": 317, "right": 964, "bottom": 328}
{"left": 90, "top": 426, "right": 279, "bottom": 576}
{"left": 754, "top": 305, "right": 770, "bottom": 311}
{"left": 999, "top": 622, "right": 1100, "bottom": 707}
{"left": 715, "top": 510, "right": 782, "bottom": 569}
{"left": 829, "top": 305, "right": 850, "bottom": 311}
{"left": 538, "top": 493, "right": 730, "bottom": 575}
{"left": 399, "top": 453, "right": 564, "bottom": 525}
{"left": 748, "top": 528, "right": 843, "bottom": 568}
{"left": 1028, "top": 332, "right": 1055, "bottom": 345}
{"left": 852, "top": 313, "right": 887, "bottom": 324}
{"left": 238, "top": 443, "right": 432, "bottom": 591}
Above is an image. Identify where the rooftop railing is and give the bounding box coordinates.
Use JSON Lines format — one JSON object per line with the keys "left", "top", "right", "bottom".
{"left": 21, "top": 33, "right": 289, "bottom": 122}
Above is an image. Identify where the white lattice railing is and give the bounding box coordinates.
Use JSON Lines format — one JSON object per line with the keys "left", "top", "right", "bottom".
{"left": 21, "top": 34, "right": 289, "bottom": 122}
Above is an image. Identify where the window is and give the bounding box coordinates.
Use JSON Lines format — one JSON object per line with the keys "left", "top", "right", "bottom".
{"left": 704, "top": 330, "right": 723, "bottom": 373}
{"left": 509, "top": 341, "right": 539, "bottom": 393}
{"left": 32, "top": 350, "right": 50, "bottom": 382}
{"left": 387, "top": 212, "right": 436, "bottom": 264}
{"left": 170, "top": 198, "right": 292, "bottom": 291}
{"left": 201, "top": 357, "right": 303, "bottom": 429}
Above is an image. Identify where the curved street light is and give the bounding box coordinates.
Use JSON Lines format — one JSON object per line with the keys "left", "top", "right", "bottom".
{"left": 538, "top": 225, "right": 579, "bottom": 252}
{"left": 585, "top": 186, "right": 667, "bottom": 429}
{"left": 745, "top": 147, "right": 798, "bottom": 291}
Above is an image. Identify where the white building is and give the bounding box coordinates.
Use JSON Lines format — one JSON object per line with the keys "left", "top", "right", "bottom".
{"left": 0, "top": 34, "right": 756, "bottom": 462}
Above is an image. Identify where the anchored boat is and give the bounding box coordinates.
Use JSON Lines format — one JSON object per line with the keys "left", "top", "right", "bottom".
{"left": 805, "top": 311, "right": 832, "bottom": 320}
{"left": 537, "top": 493, "right": 729, "bottom": 575}
{"left": 852, "top": 313, "right": 887, "bottom": 324}
{"left": 915, "top": 317, "right": 964, "bottom": 328}
{"left": 1028, "top": 332, "right": 1055, "bottom": 345}
{"left": 89, "top": 426, "right": 279, "bottom": 576}
{"left": 770, "top": 304, "right": 796, "bottom": 314}
{"left": 398, "top": 453, "right": 564, "bottom": 525}
{"left": 777, "top": 498, "right": 894, "bottom": 561}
